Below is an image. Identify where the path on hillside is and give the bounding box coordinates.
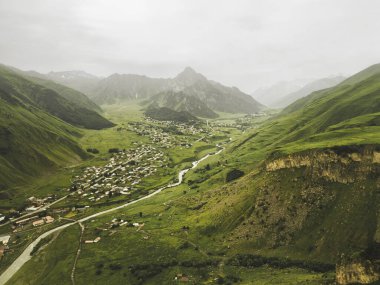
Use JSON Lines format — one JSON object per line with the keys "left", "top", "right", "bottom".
{"left": 0, "top": 143, "right": 227, "bottom": 285}
{"left": 71, "top": 222, "right": 84, "bottom": 285}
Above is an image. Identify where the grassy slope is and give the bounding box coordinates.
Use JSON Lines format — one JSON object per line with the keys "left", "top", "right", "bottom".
{"left": 4, "top": 104, "right": 336, "bottom": 284}
{"left": 25, "top": 75, "right": 102, "bottom": 113}
{"left": 0, "top": 65, "right": 102, "bottom": 193}
{"left": 0, "top": 100, "right": 88, "bottom": 189}
{"left": 0, "top": 65, "right": 114, "bottom": 130}
{"left": 4, "top": 65, "right": 380, "bottom": 284}
{"left": 205, "top": 64, "right": 380, "bottom": 262}
{"left": 229, "top": 64, "right": 380, "bottom": 166}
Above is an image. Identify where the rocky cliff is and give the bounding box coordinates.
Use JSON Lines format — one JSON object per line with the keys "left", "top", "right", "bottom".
{"left": 266, "top": 145, "right": 380, "bottom": 184}
{"left": 336, "top": 255, "right": 380, "bottom": 284}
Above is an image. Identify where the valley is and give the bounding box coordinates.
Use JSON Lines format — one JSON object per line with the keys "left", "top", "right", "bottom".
{"left": 0, "top": 101, "right": 272, "bottom": 284}
{"left": 1, "top": 1, "right": 380, "bottom": 284}
{"left": 0, "top": 63, "right": 379, "bottom": 285}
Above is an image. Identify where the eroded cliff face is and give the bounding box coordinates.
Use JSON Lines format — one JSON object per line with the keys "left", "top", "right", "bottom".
{"left": 227, "top": 145, "right": 379, "bottom": 259}
{"left": 336, "top": 257, "right": 380, "bottom": 284}
{"left": 266, "top": 146, "right": 380, "bottom": 184}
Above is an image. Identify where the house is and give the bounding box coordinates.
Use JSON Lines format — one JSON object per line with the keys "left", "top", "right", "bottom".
{"left": 84, "top": 240, "right": 94, "bottom": 244}
{"left": 33, "top": 219, "right": 45, "bottom": 227}
{"left": 44, "top": 216, "right": 54, "bottom": 224}
{"left": 94, "top": 237, "right": 101, "bottom": 243}
{"left": 0, "top": 235, "right": 10, "bottom": 245}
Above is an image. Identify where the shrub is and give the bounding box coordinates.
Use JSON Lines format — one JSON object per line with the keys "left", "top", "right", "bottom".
{"left": 226, "top": 169, "right": 244, "bottom": 182}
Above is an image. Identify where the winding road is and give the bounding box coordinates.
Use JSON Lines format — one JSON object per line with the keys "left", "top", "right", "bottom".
{"left": 0, "top": 145, "right": 225, "bottom": 285}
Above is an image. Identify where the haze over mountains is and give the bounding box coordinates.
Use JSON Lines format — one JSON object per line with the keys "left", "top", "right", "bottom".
{"left": 30, "top": 67, "right": 265, "bottom": 117}
{"left": 0, "top": 0, "right": 380, "bottom": 283}
{"left": 252, "top": 76, "right": 347, "bottom": 108}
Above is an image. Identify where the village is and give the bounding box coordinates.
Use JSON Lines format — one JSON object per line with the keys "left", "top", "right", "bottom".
{"left": 0, "top": 118, "right": 228, "bottom": 264}
{"left": 127, "top": 117, "right": 211, "bottom": 148}
{"left": 69, "top": 144, "right": 169, "bottom": 203}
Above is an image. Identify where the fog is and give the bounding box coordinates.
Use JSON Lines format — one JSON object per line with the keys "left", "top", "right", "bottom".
{"left": 0, "top": 0, "right": 379, "bottom": 92}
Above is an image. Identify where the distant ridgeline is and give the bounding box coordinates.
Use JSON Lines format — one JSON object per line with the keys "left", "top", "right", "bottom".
{"left": 42, "top": 66, "right": 266, "bottom": 118}
{"left": 0, "top": 64, "right": 114, "bottom": 188}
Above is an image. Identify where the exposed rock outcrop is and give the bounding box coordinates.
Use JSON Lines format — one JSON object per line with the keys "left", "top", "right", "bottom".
{"left": 336, "top": 256, "right": 380, "bottom": 284}
{"left": 266, "top": 146, "right": 380, "bottom": 184}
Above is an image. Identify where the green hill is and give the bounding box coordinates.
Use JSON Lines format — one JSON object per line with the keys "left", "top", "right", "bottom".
{"left": 203, "top": 64, "right": 380, "bottom": 265}
{"left": 0, "top": 65, "right": 114, "bottom": 189}
{"left": 0, "top": 97, "right": 88, "bottom": 189}
{"left": 0, "top": 65, "right": 114, "bottom": 130}
{"left": 2, "top": 64, "right": 380, "bottom": 285}
{"left": 231, "top": 64, "right": 380, "bottom": 161}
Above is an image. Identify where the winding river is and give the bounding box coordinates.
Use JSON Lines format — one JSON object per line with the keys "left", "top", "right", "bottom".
{"left": 0, "top": 146, "right": 225, "bottom": 285}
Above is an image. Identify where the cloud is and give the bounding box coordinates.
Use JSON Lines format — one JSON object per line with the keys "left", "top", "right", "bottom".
{"left": 0, "top": 0, "right": 379, "bottom": 92}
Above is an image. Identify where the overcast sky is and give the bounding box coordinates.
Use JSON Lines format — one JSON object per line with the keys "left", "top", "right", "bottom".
{"left": 0, "top": 0, "right": 379, "bottom": 92}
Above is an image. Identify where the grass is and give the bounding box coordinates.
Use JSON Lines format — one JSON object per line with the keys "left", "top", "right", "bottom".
{"left": 3, "top": 64, "right": 380, "bottom": 284}
{"left": 6, "top": 225, "right": 81, "bottom": 285}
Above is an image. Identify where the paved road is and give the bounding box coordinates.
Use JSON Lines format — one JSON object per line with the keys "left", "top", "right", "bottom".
{"left": 0, "top": 195, "right": 69, "bottom": 228}
{"left": 0, "top": 146, "right": 225, "bottom": 285}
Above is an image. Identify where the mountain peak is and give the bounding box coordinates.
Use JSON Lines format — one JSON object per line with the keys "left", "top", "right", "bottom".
{"left": 175, "top": 66, "right": 207, "bottom": 85}
{"left": 182, "top": 66, "right": 197, "bottom": 74}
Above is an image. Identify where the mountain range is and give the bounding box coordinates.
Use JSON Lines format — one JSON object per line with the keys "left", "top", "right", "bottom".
{"left": 35, "top": 67, "right": 266, "bottom": 117}
{"left": 0, "top": 61, "right": 379, "bottom": 284}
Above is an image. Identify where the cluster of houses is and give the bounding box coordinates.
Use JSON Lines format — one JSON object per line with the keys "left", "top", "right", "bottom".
{"left": 69, "top": 144, "right": 168, "bottom": 203}
{"left": 128, "top": 119, "right": 209, "bottom": 149}
{"left": 83, "top": 217, "right": 147, "bottom": 246}
{"left": 25, "top": 196, "right": 56, "bottom": 212}
{"left": 145, "top": 117, "right": 208, "bottom": 135}
{"left": 12, "top": 214, "right": 55, "bottom": 232}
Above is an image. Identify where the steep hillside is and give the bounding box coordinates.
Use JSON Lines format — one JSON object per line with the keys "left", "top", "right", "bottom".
{"left": 89, "top": 67, "right": 265, "bottom": 115}
{"left": 0, "top": 94, "right": 88, "bottom": 189}
{"left": 25, "top": 75, "right": 102, "bottom": 113}
{"left": 194, "top": 145, "right": 379, "bottom": 264}
{"left": 0, "top": 65, "right": 114, "bottom": 130}
{"left": 209, "top": 64, "right": 380, "bottom": 269}
{"left": 231, "top": 64, "right": 380, "bottom": 162}
{"left": 8, "top": 67, "right": 102, "bottom": 113}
